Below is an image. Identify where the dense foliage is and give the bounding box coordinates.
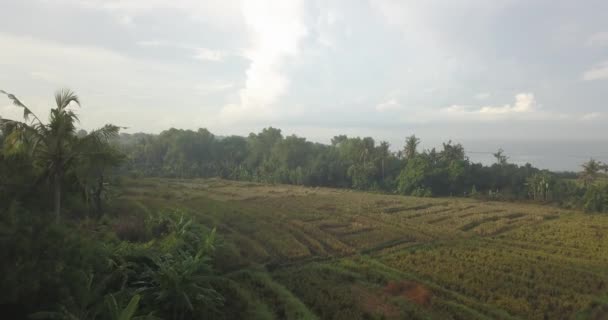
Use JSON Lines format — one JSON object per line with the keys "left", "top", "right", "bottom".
{"left": 116, "top": 127, "right": 608, "bottom": 212}
{"left": 0, "top": 90, "right": 226, "bottom": 319}
{"left": 2, "top": 89, "right": 607, "bottom": 320}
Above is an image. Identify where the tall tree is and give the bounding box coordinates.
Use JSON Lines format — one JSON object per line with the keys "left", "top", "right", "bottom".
{"left": 403, "top": 135, "right": 420, "bottom": 160}
{"left": 377, "top": 141, "right": 390, "bottom": 181}
{"left": 580, "top": 159, "right": 603, "bottom": 187}
{"left": 493, "top": 148, "right": 508, "bottom": 165}
{"left": 75, "top": 141, "right": 125, "bottom": 217}
{"left": 0, "top": 89, "right": 120, "bottom": 221}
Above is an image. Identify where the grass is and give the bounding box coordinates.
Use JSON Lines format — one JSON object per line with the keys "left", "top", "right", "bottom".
{"left": 114, "top": 177, "right": 608, "bottom": 319}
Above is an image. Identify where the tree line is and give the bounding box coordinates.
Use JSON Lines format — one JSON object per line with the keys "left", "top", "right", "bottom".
{"left": 115, "top": 126, "right": 608, "bottom": 212}
{"left": 3, "top": 88, "right": 607, "bottom": 216}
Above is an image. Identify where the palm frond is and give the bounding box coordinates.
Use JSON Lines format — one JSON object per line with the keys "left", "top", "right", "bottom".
{"left": 0, "top": 89, "right": 43, "bottom": 124}
{"left": 72, "top": 124, "right": 123, "bottom": 160}
{"left": 86, "top": 124, "right": 122, "bottom": 143}
{"left": 0, "top": 118, "right": 46, "bottom": 156}
{"left": 54, "top": 88, "right": 80, "bottom": 110}
{"left": 119, "top": 295, "right": 141, "bottom": 320}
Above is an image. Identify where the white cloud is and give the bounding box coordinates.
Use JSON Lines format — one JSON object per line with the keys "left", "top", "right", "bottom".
{"left": 3, "top": 0, "right": 608, "bottom": 142}
{"left": 586, "top": 32, "right": 608, "bottom": 47}
{"left": 136, "top": 40, "right": 168, "bottom": 47}
{"left": 194, "top": 82, "right": 234, "bottom": 95}
{"left": 219, "top": 0, "right": 307, "bottom": 123}
{"left": 369, "top": 0, "right": 513, "bottom": 53}
{"left": 582, "top": 61, "right": 608, "bottom": 81}
{"left": 314, "top": 7, "right": 342, "bottom": 48}
{"left": 369, "top": 0, "right": 440, "bottom": 51}
{"left": 479, "top": 93, "right": 536, "bottom": 114}
{"left": 118, "top": 15, "right": 134, "bottom": 27}
{"left": 0, "top": 32, "right": 229, "bottom": 132}
{"left": 193, "top": 48, "right": 226, "bottom": 62}
{"left": 433, "top": 94, "right": 598, "bottom": 123}
{"left": 444, "top": 93, "right": 537, "bottom": 117}
{"left": 375, "top": 99, "right": 401, "bottom": 112}
{"left": 136, "top": 41, "right": 229, "bottom": 63}
{"left": 580, "top": 112, "right": 602, "bottom": 121}
{"left": 65, "top": 0, "right": 244, "bottom": 29}
{"left": 474, "top": 92, "right": 491, "bottom": 100}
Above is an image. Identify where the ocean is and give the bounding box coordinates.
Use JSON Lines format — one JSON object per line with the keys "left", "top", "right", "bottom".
{"left": 456, "top": 140, "right": 608, "bottom": 172}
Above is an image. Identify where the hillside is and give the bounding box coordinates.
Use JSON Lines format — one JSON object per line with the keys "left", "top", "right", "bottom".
{"left": 115, "top": 178, "right": 608, "bottom": 319}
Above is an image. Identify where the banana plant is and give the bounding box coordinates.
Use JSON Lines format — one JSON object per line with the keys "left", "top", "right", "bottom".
{"left": 136, "top": 228, "right": 222, "bottom": 320}
{"left": 104, "top": 294, "right": 150, "bottom": 320}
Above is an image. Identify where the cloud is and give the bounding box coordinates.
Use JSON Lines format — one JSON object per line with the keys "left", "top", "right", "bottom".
{"left": 135, "top": 40, "right": 195, "bottom": 49}
{"left": 580, "top": 112, "right": 602, "bottom": 121}
{"left": 219, "top": 0, "right": 307, "bottom": 123}
{"left": 444, "top": 93, "right": 537, "bottom": 117}
{"left": 194, "top": 81, "right": 234, "bottom": 95}
{"left": 3, "top": 0, "right": 608, "bottom": 142}
{"left": 136, "top": 40, "right": 168, "bottom": 47}
{"left": 369, "top": 0, "right": 514, "bottom": 53}
{"left": 314, "top": 6, "right": 342, "bottom": 48}
{"left": 479, "top": 93, "right": 536, "bottom": 114}
{"left": 474, "top": 92, "right": 491, "bottom": 100}
{"left": 586, "top": 32, "right": 608, "bottom": 47}
{"left": 136, "top": 41, "right": 229, "bottom": 62}
{"left": 118, "top": 15, "right": 134, "bottom": 27}
{"left": 0, "top": 32, "right": 231, "bottom": 132}
{"left": 193, "top": 48, "right": 226, "bottom": 62}
{"left": 63, "top": 0, "right": 244, "bottom": 29}
{"left": 582, "top": 60, "right": 608, "bottom": 81}
{"left": 375, "top": 99, "right": 402, "bottom": 112}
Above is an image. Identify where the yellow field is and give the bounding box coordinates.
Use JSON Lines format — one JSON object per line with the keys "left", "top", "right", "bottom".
{"left": 117, "top": 177, "right": 608, "bottom": 319}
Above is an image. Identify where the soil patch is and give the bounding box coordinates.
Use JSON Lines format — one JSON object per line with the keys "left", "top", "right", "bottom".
{"left": 384, "top": 281, "right": 432, "bottom": 307}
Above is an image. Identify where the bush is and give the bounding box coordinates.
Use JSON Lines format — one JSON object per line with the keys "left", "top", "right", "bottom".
{"left": 0, "top": 209, "right": 111, "bottom": 317}
{"left": 411, "top": 187, "right": 432, "bottom": 197}
{"left": 583, "top": 185, "right": 608, "bottom": 213}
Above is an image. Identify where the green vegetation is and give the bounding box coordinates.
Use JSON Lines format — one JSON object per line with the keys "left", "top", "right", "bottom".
{"left": 2, "top": 89, "right": 608, "bottom": 319}
{"left": 115, "top": 126, "right": 608, "bottom": 213}
{"left": 113, "top": 177, "right": 608, "bottom": 319}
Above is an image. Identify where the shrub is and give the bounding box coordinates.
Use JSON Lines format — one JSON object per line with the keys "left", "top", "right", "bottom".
{"left": 583, "top": 185, "right": 608, "bottom": 213}
{"left": 0, "top": 210, "right": 111, "bottom": 318}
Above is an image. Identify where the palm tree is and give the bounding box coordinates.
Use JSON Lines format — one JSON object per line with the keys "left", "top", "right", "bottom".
{"left": 377, "top": 141, "right": 390, "bottom": 181}
{"left": 404, "top": 135, "right": 420, "bottom": 160}
{"left": 0, "top": 89, "right": 120, "bottom": 222}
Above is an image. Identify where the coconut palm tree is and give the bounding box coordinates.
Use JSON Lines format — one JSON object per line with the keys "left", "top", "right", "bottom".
{"left": 377, "top": 141, "right": 390, "bottom": 181}
{"left": 0, "top": 89, "right": 120, "bottom": 222}
{"left": 403, "top": 135, "right": 420, "bottom": 160}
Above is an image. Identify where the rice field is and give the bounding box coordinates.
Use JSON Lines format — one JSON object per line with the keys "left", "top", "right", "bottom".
{"left": 117, "top": 177, "right": 608, "bottom": 319}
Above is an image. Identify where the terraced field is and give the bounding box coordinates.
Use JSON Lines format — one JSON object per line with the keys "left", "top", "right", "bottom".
{"left": 117, "top": 177, "right": 608, "bottom": 319}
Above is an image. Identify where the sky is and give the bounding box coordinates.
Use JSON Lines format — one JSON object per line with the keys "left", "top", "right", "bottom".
{"left": 1, "top": 0, "right": 608, "bottom": 170}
